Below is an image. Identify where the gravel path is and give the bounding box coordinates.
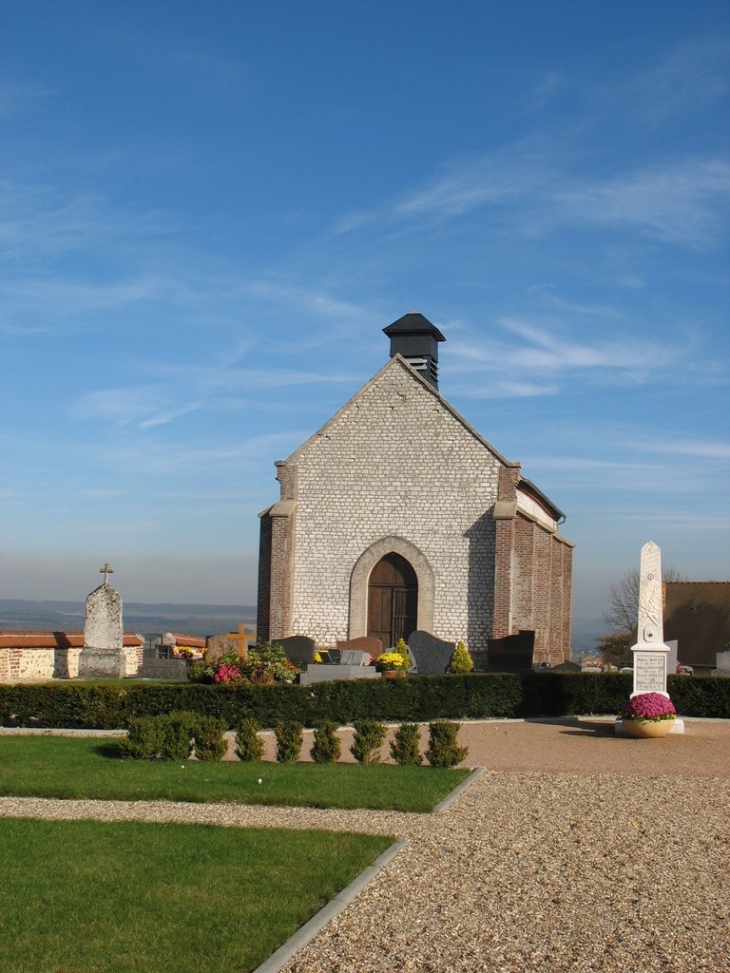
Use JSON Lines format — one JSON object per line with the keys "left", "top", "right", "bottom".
{"left": 2, "top": 718, "right": 729, "bottom": 973}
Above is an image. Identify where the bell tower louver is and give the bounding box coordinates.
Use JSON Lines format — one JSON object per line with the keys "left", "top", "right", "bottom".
{"left": 382, "top": 311, "right": 446, "bottom": 390}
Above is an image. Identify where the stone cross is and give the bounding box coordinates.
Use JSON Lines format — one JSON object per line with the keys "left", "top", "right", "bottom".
{"left": 99, "top": 563, "right": 115, "bottom": 584}
{"left": 631, "top": 541, "right": 670, "bottom": 699}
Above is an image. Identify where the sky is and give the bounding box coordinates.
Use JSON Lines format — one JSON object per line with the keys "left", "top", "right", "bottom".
{"left": 1, "top": 1, "right": 728, "bottom": 633}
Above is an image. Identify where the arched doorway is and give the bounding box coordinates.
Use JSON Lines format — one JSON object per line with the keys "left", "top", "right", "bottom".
{"left": 367, "top": 553, "right": 418, "bottom": 648}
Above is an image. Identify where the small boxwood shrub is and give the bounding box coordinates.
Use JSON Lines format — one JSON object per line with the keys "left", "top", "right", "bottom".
{"left": 350, "top": 719, "right": 387, "bottom": 764}
{"left": 235, "top": 718, "right": 265, "bottom": 761}
{"left": 310, "top": 721, "right": 341, "bottom": 763}
{"left": 274, "top": 720, "right": 303, "bottom": 763}
{"left": 119, "top": 716, "right": 168, "bottom": 759}
{"left": 193, "top": 715, "right": 228, "bottom": 761}
{"left": 426, "top": 721, "right": 468, "bottom": 768}
{"left": 163, "top": 711, "right": 198, "bottom": 760}
{"left": 389, "top": 722, "right": 422, "bottom": 766}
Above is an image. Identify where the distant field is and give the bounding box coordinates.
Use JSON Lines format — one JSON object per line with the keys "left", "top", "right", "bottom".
{"left": 0, "top": 599, "right": 256, "bottom": 639}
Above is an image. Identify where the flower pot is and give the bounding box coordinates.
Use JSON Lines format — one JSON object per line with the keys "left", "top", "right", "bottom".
{"left": 383, "top": 669, "right": 406, "bottom": 679}
{"left": 623, "top": 717, "right": 676, "bottom": 738}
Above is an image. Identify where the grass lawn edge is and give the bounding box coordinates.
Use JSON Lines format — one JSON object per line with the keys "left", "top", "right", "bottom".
{"left": 252, "top": 839, "right": 408, "bottom": 973}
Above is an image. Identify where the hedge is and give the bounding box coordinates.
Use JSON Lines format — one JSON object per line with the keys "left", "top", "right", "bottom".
{"left": 0, "top": 673, "right": 728, "bottom": 730}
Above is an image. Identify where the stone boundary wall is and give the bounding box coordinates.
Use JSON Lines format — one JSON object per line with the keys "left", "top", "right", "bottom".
{"left": 0, "top": 644, "right": 142, "bottom": 683}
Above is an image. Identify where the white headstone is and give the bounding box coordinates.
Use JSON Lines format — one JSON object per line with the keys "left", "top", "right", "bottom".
{"left": 630, "top": 541, "right": 670, "bottom": 699}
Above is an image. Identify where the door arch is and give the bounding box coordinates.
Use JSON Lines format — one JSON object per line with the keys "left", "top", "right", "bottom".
{"left": 349, "top": 535, "right": 434, "bottom": 639}
{"left": 367, "top": 553, "right": 418, "bottom": 647}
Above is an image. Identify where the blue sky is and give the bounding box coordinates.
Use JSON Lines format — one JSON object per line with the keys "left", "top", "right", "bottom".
{"left": 1, "top": 1, "right": 728, "bottom": 633}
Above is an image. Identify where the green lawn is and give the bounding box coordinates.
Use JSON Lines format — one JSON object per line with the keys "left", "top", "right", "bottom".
{"left": 0, "top": 817, "right": 392, "bottom": 973}
{"left": 0, "top": 735, "right": 470, "bottom": 812}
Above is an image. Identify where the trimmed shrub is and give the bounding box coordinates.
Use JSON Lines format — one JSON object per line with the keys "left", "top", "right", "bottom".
{"left": 389, "top": 722, "right": 422, "bottom": 766}
{"left": 310, "top": 721, "right": 341, "bottom": 763}
{"left": 193, "top": 715, "right": 228, "bottom": 760}
{"left": 119, "top": 716, "right": 167, "bottom": 759}
{"left": 394, "top": 638, "right": 411, "bottom": 669}
{"left": 274, "top": 720, "right": 303, "bottom": 763}
{"left": 3, "top": 672, "right": 729, "bottom": 731}
{"left": 426, "top": 721, "right": 468, "bottom": 768}
{"left": 235, "top": 718, "right": 265, "bottom": 761}
{"left": 162, "top": 711, "right": 198, "bottom": 760}
{"left": 350, "top": 719, "right": 387, "bottom": 764}
{"left": 449, "top": 640, "right": 474, "bottom": 674}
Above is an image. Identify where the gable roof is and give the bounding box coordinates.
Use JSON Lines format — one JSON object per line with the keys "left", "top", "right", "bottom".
{"left": 284, "top": 353, "right": 518, "bottom": 468}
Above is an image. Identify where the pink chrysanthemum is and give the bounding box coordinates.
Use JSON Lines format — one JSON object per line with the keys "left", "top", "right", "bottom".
{"left": 622, "top": 692, "right": 676, "bottom": 721}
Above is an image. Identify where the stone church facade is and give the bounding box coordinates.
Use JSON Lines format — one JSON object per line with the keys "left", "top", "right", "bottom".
{"left": 257, "top": 313, "right": 573, "bottom": 666}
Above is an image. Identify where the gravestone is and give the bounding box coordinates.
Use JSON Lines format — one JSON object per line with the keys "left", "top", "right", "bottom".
{"left": 300, "top": 663, "right": 380, "bottom": 685}
{"left": 78, "top": 564, "right": 127, "bottom": 679}
{"left": 339, "top": 649, "right": 371, "bottom": 666}
{"left": 336, "top": 636, "right": 383, "bottom": 660}
{"left": 408, "top": 631, "right": 455, "bottom": 675}
{"left": 487, "top": 631, "right": 535, "bottom": 671}
{"left": 277, "top": 635, "right": 316, "bottom": 668}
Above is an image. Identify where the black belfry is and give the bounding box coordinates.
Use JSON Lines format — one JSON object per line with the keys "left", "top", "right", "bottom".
{"left": 383, "top": 311, "right": 446, "bottom": 390}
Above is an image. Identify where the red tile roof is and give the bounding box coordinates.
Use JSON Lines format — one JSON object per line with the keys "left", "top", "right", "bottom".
{"left": 0, "top": 631, "right": 143, "bottom": 649}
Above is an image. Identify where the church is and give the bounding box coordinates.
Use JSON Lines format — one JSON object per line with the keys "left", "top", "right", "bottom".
{"left": 257, "top": 313, "right": 573, "bottom": 668}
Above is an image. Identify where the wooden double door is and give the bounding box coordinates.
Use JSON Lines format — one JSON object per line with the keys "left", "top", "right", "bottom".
{"left": 367, "top": 553, "right": 418, "bottom": 648}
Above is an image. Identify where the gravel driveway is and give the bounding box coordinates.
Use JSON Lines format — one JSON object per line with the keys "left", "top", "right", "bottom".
{"left": 1, "top": 718, "right": 728, "bottom": 973}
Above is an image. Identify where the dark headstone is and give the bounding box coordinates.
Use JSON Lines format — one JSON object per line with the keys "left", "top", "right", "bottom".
{"left": 488, "top": 631, "right": 535, "bottom": 671}
{"left": 408, "top": 631, "right": 455, "bottom": 675}
{"left": 277, "top": 635, "right": 316, "bottom": 668}
{"left": 137, "top": 654, "right": 189, "bottom": 681}
{"left": 551, "top": 661, "right": 581, "bottom": 672}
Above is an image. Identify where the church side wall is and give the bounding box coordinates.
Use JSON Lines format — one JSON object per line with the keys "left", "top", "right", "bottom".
{"left": 510, "top": 516, "right": 573, "bottom": 664}
{"left": 285, "top": 364, "right": 503, "bottom": 652}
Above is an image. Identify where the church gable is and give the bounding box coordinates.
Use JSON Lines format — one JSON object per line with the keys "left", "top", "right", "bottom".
{"left": 286, "top": 353, "right": 513, "bottom": 472}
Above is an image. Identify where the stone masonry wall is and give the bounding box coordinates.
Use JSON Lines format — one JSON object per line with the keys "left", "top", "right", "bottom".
{"left": 284, "top": 359, "right": 506, "bottom": 653}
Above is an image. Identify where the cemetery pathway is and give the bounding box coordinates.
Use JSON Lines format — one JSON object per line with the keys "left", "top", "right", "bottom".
{"left": 1, "top": 718, "right": 729, "bottom": 973}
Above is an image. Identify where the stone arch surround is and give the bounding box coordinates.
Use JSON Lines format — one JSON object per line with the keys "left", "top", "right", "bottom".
{"left": 349, "top": 536, "right": 435, "bottom": 639}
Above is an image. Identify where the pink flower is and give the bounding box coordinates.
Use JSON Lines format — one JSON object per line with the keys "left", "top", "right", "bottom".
{"left": 622, "top": 692, "right": 676, "bottom": 721}
{"left": 214, "top": 663, "right": 242, "bottom": 684}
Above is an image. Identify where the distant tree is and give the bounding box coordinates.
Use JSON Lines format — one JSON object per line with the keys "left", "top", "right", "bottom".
{"left": 599, "top": 565, "right": 685, "bottom": 659}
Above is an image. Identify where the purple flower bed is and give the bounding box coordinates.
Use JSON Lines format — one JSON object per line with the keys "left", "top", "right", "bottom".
{"left": 622, "top": 692, "right": 676, "bottom": 722}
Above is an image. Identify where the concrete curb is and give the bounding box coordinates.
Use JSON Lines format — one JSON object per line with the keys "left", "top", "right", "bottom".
{"left": 251, "top": 839, "right": 407, "bottom": 973}
{"left": 433, "top": 765, "right": 487, "bottom": 813}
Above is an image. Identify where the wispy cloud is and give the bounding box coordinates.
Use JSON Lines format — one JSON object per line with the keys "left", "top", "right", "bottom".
{"left": 0, "top": 182, "right": 178, "bottom": 264}
{"left": 447, "top": 317, "right": 685, "bottom": 395}
{"left": 554, "top": 159, "right": 730, "bottom": 247}
{"left": 634, "top": 36, "right": 730, "bottom": 123}
{"left": 334, "top": 144, "right": 729, "bottom": 250}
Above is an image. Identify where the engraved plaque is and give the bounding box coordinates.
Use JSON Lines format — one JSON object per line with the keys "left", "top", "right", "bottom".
{"left": 634, "top": 653, "right": 667, "bottom": 695}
